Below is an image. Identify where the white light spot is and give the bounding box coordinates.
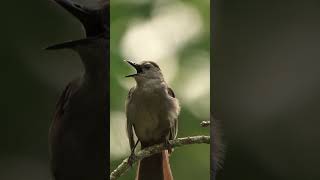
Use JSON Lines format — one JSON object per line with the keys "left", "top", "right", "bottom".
{"left": 110, "top": 111, "right": 131, "bottom": 160}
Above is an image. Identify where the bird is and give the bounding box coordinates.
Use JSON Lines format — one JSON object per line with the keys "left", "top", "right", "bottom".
{"left": 51, "top": 0, "right": 109, "bottom": 37}
{"left": 125, "top": 60, "right": 180, "bottom": 180}
{"left": 46, "top": 0, "right": 109, "bottom": 179}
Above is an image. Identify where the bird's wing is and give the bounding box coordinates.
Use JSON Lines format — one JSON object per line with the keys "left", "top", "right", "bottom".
{"left": 49, "top": 79, "right": 80, "bottom": 173}
{"left": 167, "top": 87, "right": 175, "bottom": 98}
{"left": 49, "top": 79, "right": 80, "bottom": 144}
{"left": 167, "top": 87, "right": 178, "bottom": 140}
{"left": 125, "top": 87, "right": 136, "bottom": 150}
{"left": 54, "top": 81, "right": 77, "bottom": 121}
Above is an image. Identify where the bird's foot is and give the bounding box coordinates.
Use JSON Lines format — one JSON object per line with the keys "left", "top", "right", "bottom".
{"left": 164, "top": 139, "right": 173, "bottom": 154}
{"left": 127, "top": 152, "right": 136, "bottom": 166}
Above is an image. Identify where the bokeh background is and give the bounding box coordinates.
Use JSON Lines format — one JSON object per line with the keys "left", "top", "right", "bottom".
{"left": 214, "top": 0, "right": 320, "bottom": 180}
{"left": 110, "top": 0, "right": 210, "bottom": 180}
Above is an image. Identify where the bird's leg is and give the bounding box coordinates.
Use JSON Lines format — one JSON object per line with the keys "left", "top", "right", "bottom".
{"left": 128, "top": 140, "right": 139, "bottom": 166}
{"left": 164, "top": 138, "right": 173, "bottom": 154}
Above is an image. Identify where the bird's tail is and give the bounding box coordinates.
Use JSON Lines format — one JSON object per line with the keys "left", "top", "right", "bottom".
{"left": 135, "top": 150, "right": 173, "bottom": 180}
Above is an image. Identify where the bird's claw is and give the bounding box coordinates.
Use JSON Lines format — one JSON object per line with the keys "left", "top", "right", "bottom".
{"left": 164, "top": 140, "right": 173, "bottom": 154}
{"left": 127, "top": 152, "right": 136, "bottom": 166}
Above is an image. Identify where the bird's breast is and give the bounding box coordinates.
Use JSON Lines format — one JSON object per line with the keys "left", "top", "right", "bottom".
{"left": 129, "top": 87, "right": 175, "bottom": 143}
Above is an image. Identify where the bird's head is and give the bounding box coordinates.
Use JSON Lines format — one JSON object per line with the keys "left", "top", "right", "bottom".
{"left": 45, "top": 0, "right": 109, "bottom": 78}
{"left": 45, "top": 0, "right": 109, "bottom": 52}
{"left": 52, "top": 0, "right": 108, "bottom": 37}
{"left": 45, "top": 0, "right": 109, "bottom": 51}
{"left": 125, "top": 61, "right": 164, "bottom": 84}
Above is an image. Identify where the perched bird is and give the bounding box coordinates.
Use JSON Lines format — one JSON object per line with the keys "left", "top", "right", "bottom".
{"left": 46, "top": 0, "right": 109, "bottom": 179}
{"left": 125, "top": 61, "right": 180, "bottom": 180}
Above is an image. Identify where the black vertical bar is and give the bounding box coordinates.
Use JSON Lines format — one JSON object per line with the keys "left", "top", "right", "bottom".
{"left": 103, "top": 0, "right": 111, "bottom": 178}
{"left": 211, "top": 0, "right": 216, "bottom": 179}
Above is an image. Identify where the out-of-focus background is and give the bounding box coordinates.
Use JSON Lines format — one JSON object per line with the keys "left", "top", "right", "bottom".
{"left": 0, "top": 0, "right": 104, "bottom": 179}
{"left": 214, "top": 1, "right": 320, "bottom": 180}
{"left": 110, "top": 0, "right": 210, "bottom": 179}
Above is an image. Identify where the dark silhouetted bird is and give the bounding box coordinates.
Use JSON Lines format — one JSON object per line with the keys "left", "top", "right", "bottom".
{"left": 46, "top": 0, "right": 109, "bottom": 179}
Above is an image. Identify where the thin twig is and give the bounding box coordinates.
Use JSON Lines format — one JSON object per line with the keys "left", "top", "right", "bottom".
{"left": 109, "top": 135, "right": 210, "bottom": 180}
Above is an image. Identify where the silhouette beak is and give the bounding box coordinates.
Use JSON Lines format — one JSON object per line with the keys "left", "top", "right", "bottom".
{"left": 53, "top": 0, "right": 105, "bottom": 37}
{"left": 45, "top": 37, "right": 97, "bottom": 50}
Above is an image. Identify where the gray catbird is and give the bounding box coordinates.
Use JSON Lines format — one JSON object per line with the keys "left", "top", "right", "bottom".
{"left": 125, "top": 61, "right": 180, "bottom": 180}
{"left": 46, "top": 0, "right": 109, "bottom": 179}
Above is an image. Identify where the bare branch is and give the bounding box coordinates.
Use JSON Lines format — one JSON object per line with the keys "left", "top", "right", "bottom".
{"left": 109, "top": 135, "right": 210, "bottom": 180}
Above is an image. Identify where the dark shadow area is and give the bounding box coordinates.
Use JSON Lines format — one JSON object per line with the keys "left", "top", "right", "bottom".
{"left": 0, "top": 1, "right": 99, "bottom": 179}
{"left": 213, "top": 0, "right": 320, "bottom": 179}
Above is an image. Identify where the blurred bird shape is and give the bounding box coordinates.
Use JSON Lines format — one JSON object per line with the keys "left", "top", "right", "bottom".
{"left": 46, "top": 0, "right": 109, "bottom": 179}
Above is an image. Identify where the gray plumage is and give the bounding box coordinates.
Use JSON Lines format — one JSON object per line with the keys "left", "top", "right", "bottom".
{"left": 125, "top": 61, "right": 179, "bottom": 148}
{"left": 125, "top": 61, "right": 179, "bottom": 180}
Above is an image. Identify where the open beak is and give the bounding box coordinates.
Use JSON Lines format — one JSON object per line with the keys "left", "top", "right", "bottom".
{"left": 45, "top": 0, "right": 107, "bottom": 50}
{"left": 53, "top": 0, "right": 104, "bottom": 37}
{"left": 125, "top": 61, "right": 142, "bottom": 77}
{"left": 45, "top": 36, "right": 99, "bottom": 50}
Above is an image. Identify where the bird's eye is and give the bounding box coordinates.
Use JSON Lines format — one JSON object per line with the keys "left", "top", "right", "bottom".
{"left": 144, "top": 65, "right": 151, "bottom": 70}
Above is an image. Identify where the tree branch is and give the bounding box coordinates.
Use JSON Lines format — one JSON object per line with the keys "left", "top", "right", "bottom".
{"left": 109, "top": 135, "right": 210, "bottom": 180}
